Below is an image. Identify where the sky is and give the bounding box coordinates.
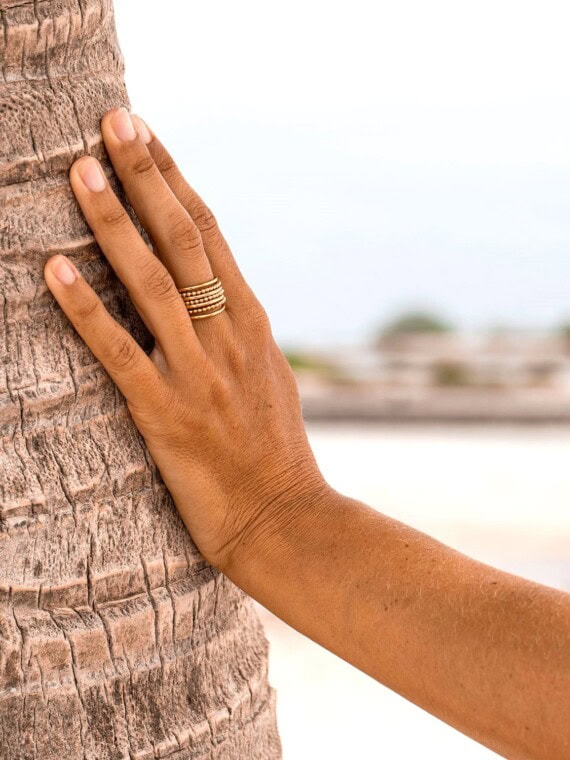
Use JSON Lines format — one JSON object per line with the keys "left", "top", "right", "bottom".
{"left": 114, "top": 0, "right": 570, "bottom": 349}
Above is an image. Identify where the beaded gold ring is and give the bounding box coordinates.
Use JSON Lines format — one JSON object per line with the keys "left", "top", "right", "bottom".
{"left": 177, "top": 277, "right": 227, "bottom": 320}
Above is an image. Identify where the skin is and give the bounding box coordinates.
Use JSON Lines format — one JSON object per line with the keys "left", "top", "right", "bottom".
{"left": 44, "top": 107, "right": 570, "bottom": 760}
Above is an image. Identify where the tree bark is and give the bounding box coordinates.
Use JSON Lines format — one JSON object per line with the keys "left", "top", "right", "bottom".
{"left": 0, "top": 1, "right": 281, "bottom": 757}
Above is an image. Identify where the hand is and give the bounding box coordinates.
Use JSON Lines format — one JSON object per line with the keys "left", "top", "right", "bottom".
{"left": 43, "top": 108, "right": 328, "bottom": 572}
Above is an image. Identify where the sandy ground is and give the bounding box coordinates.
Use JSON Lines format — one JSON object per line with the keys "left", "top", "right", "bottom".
{"left": 257, "top": 423, "right": 570, "bottom": 759}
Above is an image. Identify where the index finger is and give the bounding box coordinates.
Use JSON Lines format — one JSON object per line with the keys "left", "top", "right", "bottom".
{"left": 44, "top": 254, "right": 165, "bottom": 406}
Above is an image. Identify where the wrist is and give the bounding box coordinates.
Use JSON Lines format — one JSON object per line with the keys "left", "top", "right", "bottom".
{"left": 215, "top": 464, "right": 333, "bottom": 583}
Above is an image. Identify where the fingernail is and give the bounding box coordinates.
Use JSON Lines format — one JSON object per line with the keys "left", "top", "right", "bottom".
{"left": 132, "top": 115, "right": 153, "bottom": 144}
{"left": 77, "top": 157, "right": 107, "bottom": 192}
{"left": 111, "top": 107, "right": 137, "bottom": 142}
{"left": 51, "top": 255, "right": 77, "bottom": 285}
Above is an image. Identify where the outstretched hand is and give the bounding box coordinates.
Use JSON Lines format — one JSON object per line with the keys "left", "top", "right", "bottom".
{"left": 44, "top": 107, "right": 328, "bottom": 571}
{"left": 43, "top": 111, "right": 570, "bottom": 760}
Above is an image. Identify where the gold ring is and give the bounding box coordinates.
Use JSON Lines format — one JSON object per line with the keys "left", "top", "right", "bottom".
{"left": 178, "top": 276, "right": 226, "bottom": 320}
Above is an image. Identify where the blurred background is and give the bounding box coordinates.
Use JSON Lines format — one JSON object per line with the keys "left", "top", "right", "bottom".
{"left": 116, "top": 2, "right": 570, "bottom": 756}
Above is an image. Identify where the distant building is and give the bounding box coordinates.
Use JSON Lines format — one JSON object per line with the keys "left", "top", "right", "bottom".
{"left": 299, "top": 332, "right": 570, "bottom": 391}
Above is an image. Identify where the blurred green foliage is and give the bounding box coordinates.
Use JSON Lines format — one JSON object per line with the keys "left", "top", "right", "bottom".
{"left": 432, "top": 361, "right": 469, "bottom": 387}
{"left": 283, "top": 351, "right": 356, "bottom": 384}
{"left": 283, "top": 351, "right": 331, "bottom": 372}
{"left": 381, "top": 311, "right": 453, "bottom": 337}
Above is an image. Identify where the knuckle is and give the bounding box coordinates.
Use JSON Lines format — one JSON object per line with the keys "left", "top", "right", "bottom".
{"left": 108, "top": 333, "right": 138, "bottom": 370}
{"left": 209, "top": 375, "right": 233, "bottom": 412}
{"left": 130, "top": 154, "right": 156, "bottom": 178}
{"left": 127, "top": 379, "right": 171, "bottom": 428}
{"left": 140, "top": 260, "right": 177, "bottom": 301}
{"left": 224, "top": 338, "right": 247, "bottom": 372}
{"left": 100, "top": 205, "right": 130, "bottom": 231}
{"left": 192, "top": 203, "right": 218, "bottom": 235}
{"left": 231, "top": 301, "right": 272, "bottom": 355}
{"left": 76, "top": 295, "right": 101, "bottom": 323}
{"left": 248, "top": 301, "right": 272, "bottom": 337}
{"left": 156, "top": 154, "right": 177, "bottom": 176}
{"left": 168, "top": 214, "right": 203, "bottom": 256}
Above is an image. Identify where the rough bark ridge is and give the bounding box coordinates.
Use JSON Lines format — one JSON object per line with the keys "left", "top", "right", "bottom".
{"left": 0, "top": 1, "right": 281, "bottom": 757}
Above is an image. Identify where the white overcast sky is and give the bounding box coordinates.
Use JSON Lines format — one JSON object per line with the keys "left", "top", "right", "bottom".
{"left": 115, "top": 0, "right": 570, "bottom": 348}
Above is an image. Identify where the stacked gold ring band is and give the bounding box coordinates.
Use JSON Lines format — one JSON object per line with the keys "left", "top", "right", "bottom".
{"left": 178, "top": 276, "right": 227, "bottom": 320}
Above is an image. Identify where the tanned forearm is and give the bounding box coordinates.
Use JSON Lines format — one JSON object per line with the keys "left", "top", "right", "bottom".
{"left": 223, "top": 484, "right": 570, "bottom": 760}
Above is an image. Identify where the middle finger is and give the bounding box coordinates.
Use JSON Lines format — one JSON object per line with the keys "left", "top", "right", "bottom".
{"left": 100, "top": 109, "right": 230, "bottom": 318}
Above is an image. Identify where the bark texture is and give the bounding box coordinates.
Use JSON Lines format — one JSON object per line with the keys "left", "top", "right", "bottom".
{"left": 0, "top": 1, "right": 281, "bottom": 757}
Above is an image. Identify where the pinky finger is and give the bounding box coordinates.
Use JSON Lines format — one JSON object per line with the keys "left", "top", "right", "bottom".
{"left": 44, "top": 254, "right": 164, "bottom": 405}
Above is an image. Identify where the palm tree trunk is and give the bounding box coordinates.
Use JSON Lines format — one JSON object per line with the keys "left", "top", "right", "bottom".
{"left": 0, "top": 1, "right": 281, "bottom": 757}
